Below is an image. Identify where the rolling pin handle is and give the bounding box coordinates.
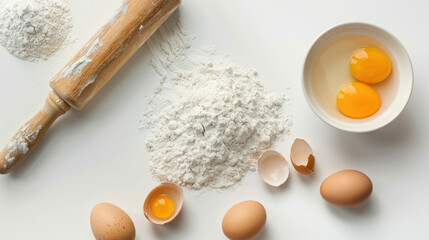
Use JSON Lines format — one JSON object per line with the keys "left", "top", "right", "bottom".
{"left": 0, "top": 92, "right": 70, "bottom": 174}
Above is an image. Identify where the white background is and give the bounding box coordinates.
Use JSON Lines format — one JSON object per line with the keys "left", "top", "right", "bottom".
{"left": 0, "top": 0, "right": 428, "bottom": 239}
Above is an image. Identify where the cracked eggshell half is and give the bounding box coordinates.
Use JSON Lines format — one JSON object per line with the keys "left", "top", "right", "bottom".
{"left": 143, "top": 182, "right": 184, "bottom": 225}
{"left": 257, "top": 150, "right": 289, "bottom": 187}
{"left": 290, "top": 139, "right": 315, "bottom": 174}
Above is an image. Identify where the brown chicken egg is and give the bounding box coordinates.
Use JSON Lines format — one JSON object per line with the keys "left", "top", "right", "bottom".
{"left": 90, "top": 202, "right": 136, "bottom": 240}
{"left": 222, "top": 200, "right": 266, "bottom": 240}
{"left": 320, "top": 170, "right": 373, "bottom": 208}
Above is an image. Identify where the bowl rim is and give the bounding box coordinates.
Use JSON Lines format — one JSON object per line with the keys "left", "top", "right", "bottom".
{"left": 302, "top": 22, "right": 414, "bottom": 133}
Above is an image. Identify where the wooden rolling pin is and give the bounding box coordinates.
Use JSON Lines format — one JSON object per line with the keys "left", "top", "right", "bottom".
{"left": 0, "top": 0, "right": 180, "bottom": 174}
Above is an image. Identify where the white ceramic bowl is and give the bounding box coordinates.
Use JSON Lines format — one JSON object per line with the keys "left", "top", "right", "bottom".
{"left": 302, "top": 23, "right": 413, "bottom": 132}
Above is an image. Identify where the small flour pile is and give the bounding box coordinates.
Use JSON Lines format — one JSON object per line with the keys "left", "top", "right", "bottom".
{"left": 141, "top": 19, "right": 292, "bottom": 190}
{"left": 0, "top": 0, "right": 72, "bottom": 61}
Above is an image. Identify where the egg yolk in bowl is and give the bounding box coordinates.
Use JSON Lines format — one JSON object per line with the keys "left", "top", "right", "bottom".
{"left": 337, "top": 82, "right": 381, "bottom": 119}
{"left": 350, "top": 47, "right": 392, "bottom": 84}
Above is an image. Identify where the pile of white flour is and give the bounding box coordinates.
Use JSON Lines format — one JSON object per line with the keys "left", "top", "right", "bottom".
{"left": 0, "top": 0, "right": 72, "bottom": 61}
{"left": 141, "top": 19, "right": 292, "bottom": 190}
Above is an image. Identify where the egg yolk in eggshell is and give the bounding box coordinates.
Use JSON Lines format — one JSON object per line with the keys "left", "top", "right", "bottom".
{"left": 337, "top": 82, "right": 381, "bottom": 119}
{"left": 350, "top": 47, "right": 392, "bottom": 84}
{"left": 151, "top": 195, "right": 175, "bottom": 219}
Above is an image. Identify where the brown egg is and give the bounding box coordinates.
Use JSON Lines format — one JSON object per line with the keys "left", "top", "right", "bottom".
{"left": 222, "top": 200, "right": 266, "bottom": 240}
{"left": 90, "top": 202, "right": 136, "bottom": 240}
{"left": 320, "top": 170, "right": 373, "bottom": 208}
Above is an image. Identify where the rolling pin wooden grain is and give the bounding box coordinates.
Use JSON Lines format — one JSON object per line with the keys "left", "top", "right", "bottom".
{"left": 0, "top": 0, "right": 180, "bottom": 174}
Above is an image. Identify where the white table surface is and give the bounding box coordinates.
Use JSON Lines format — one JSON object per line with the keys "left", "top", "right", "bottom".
{"left": 1, "top": 0, "right": 428, "bottom": 239}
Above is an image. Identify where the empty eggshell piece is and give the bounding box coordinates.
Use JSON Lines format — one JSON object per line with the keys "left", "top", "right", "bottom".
{"left": 290, "top": 138, "right": 315, "bottom": 174}
{"left": 143, "top": 182, "right": 184, "bottom": 225}
{"left": 90, "top": 202, "right": 136, "bottom": 240}
{"left": 320, "top": 170, "right": 373, "bottom": 208}
{"left": 222, "top": 200, "right": 267, "bottom": 240}
{"left": 257, "top": 150, "right": 289, "bottom": 187}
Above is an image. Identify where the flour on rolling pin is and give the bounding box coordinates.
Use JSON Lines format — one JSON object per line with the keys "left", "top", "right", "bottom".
{"left": 3, "top": 124, "right": 42, "bottom": 169}
{"left": 53, "top": 4, "right": 129, "bottom": 95}
{"left": 111, "top": 2, "right": 129, "bottom": 22}
{"left": 55, "top": 2, "right": 130, "bottom": 85}
{"left": 50, "top": 0, "right": 179, "bottom": 110}
{"left": 59, "top": 39, "right": 103, "bottom": 79}
{"left": 1, "top": 0, "right": 181, "bottom": 174}
{"left": 57, "top": 39, "right": 104, "bottom": 96}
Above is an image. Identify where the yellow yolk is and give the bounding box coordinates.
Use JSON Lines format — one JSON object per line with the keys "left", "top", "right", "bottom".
{"left": 337, "top": 82, "right": 381, "bottom": 118}
{"left": 151, "top": 195, "right": 175, "bottom": 219}
{"left": 350, "top": 47, "right": 392, "bottom": 84}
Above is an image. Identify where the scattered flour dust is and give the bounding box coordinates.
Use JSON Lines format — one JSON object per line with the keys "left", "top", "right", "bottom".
{"left": 140, "top": 18, "right": 292, "bottom": 190}
{"left": 0, "top": 0, "right": 72, "bottom": 61}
